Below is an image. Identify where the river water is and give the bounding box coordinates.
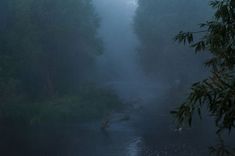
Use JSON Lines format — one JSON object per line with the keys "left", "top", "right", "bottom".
{"left": 2, "top": 113, "right": 215, "bottom": 156}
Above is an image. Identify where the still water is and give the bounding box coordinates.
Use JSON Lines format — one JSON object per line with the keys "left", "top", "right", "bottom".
{"left": 0, "top": 111, "right": 213, "bottom": 156}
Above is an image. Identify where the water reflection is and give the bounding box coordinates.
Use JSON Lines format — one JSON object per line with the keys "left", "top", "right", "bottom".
{"left": 0, "top": 118, "right": 215, "bottom": 156}
{"left": 127, "top": 137, "right": 143, "bottom": 156}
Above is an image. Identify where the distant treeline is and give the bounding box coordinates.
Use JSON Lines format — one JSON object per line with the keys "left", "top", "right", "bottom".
{"left": 0, "top": 0, "right": 102, "bottom": 101}
{"left": 134, "top": 0, "right": 210, "bottom": 86}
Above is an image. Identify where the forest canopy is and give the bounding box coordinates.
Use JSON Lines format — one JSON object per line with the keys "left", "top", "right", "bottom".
{"left": 134, "top": 0, "right": 210, "bottom": 86}
{"left": 0, "top": 0, "right": 102, "bottom": 100}
{"left": 0, "top": 0, "right": 126, "bottom": 127}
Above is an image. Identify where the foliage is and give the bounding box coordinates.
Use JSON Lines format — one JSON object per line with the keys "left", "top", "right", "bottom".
{"left": 134, "top": 0, "right": 209, "bottom": 85}
{"left": 0, "top": 0, "right": 103, "bottom": 100}
{"left": 209, "top": 136, "right": 235, "bottom": 156}
{"left": 173, "top": 0, "right": 235, "bottom": 155}
{"left": 0, "top": 0, "right": 112, "bottom": 130}
{"left": 0, "top": 85, "right": 123, "bottom": 126}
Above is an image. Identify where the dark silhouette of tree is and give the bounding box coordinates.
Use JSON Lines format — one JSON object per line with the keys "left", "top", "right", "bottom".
{"left": 0, "top": 0, "right": 102, "bottom": 100}
{"left": 173, "top": 0, "right": 235, "bottom": 155}
{"left": 134, "top": 0, "right": 208, "bottom": 89}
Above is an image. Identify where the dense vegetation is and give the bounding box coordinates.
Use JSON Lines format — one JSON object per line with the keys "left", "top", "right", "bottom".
{"left": 173, "top": 0, "right": 235, "bottom": 155}
{"left": 0, "top": 0, "right": 102, "bottom": 98}
{"left": 134, "top": 0, "right": 210, "bottom": 87}
{"left": 0, "top": 0, "right": 122, "bottom": 126}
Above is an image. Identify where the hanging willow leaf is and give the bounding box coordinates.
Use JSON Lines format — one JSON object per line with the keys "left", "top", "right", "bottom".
{"left": 173, "top": 0, "right": 235, "bottom": 155}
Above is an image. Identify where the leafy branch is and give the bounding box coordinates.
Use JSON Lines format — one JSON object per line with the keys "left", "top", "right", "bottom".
{"left": 172, "top": 0, "right": 235, "bottom": 155}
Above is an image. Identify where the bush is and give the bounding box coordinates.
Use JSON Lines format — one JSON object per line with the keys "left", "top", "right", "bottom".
{"left": 0, "top": 85, "right": 124, "bottom": 127}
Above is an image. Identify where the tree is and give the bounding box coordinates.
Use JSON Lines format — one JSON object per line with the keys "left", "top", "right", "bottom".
{"left": 173, "top": 0, "right": 235, "bottom": 155}
{"left": 0, "top": 0, "right": 102, "bottom": 99}
{"left": 134, "top": 0, "right": 209, "bottom": 87}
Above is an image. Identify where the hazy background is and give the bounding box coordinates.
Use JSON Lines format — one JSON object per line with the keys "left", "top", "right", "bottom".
{"left": 1, "top": 0, "right": 233, "bottom": 156}
{"left": 93, "top": 0, "right": 212, "bottom": 108}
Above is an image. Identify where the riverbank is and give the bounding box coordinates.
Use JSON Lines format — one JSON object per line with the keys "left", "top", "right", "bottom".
{"left": 0, "top": 85, "right": 124, "bottom": 128}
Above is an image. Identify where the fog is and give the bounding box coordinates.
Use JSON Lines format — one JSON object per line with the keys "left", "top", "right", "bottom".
{"left": 93, "top": 0, "right": 210, "bottom": 105}
{"left": 90, "top": 0, "right": 216, "bottom": 155}
{"left": 0, "top": 0, "right": 234, "bottom": 155}
{"left": 93, "top": 0, "right": 163, "bottom": 103}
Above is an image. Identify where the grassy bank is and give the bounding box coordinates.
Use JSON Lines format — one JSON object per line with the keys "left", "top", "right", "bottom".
{"left": 0, "top": 85, "right": 124, "bottom": 127}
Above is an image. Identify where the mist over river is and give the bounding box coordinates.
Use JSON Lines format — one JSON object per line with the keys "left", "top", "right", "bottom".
{"left": 0, "top": 0, "right": 234, "bottom": 155}
{"left": 93, "top": 0, "right": 163, "bottom": 103}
